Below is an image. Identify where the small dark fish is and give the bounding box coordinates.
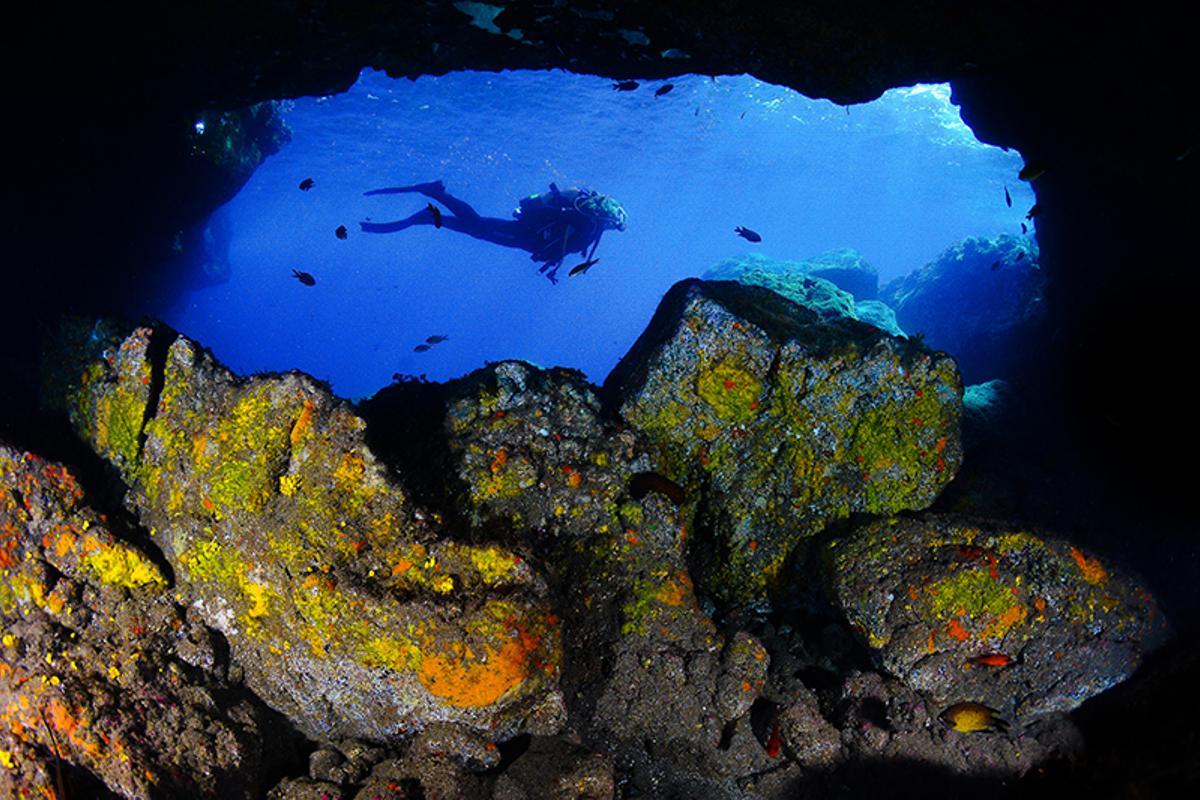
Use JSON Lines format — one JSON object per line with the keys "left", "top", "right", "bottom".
{"left": 740, "top": 110, "right": 747, "bottom": 120}
{"left": 629, "top": 471, "right": 685, "bottom": 506}
{"left": 991, "top": 260, "right": 1001, "bottom": 271}
{"left": 734, "top": 226, "right": 762, "bottom": 243}
{"left": 1025, "top": 203, "right": 1041, "bottom": 220}
{"left": 695, "top": 107, "right": 699, "bottom": 116}
{"left": 1018, "top": 162, "right": 1048, "bottom": 182}
{"left": 413, "top": 344, "right": 432, "bottom": 353}
{"left": 425, "top": 335, "right": 449, "bottom": 344}
{"left": 612, "top": 80, "right": 639, "bottom": 92}
{"left": 427, "top": 203, "right": 443, "bottom": 228}
{"left": 569, "top": 258, "right": 600, "bottom": 277}
{"left": 965, "top": 653, "right": 1014, "bottom": 668}
{"left": 335, "top": 225, "right": 348, "bottom": 240}
{"left": 1021, "top": 222, "right": 1028, "bottom": 234}
{"left": 654, "top": 83, "right": 674, "bottom": 98}
{"left": 291, "top": 269, "right": 316, "bottom": 286}
{"left": 1015, "top": 251, "right": 1026, "bottom": 261}
{"left": 939, "top": 703, "right": 1008, "bottom": 734}
{"left": 298, "top": 178, "right": 315, "bottom": 191}
{"left": 1004, "top": 185, "right": 1012, "bottom": 207}
{"left": 1176, "top": 145, "right": 1194, "bottom": 162}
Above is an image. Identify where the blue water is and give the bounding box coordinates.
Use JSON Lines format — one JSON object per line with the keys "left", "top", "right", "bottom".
{"left": 156, "top": 70, "right": 1033, "bottom": 399}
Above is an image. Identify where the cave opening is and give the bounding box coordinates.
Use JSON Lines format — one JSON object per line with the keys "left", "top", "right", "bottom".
{"left": 153, "top": 69, "right": 1032, "bottom": 398}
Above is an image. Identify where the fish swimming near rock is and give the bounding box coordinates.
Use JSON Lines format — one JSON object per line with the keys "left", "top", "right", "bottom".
{"left": 1018, "top": 162, "right": 1049, "bottom": 182}
{"left": 569, "top": 258, "right": 600, "bottom": 277}
{"left": 413, "top": 343, "right": 432, "bottom": 353}
{"left": 629, "top": 472, "right": 686, "bottom": 506}
{"left": 298, "top": 178, "right": 315, "bottom": 191}
{"left": 654, "top": 83, "right": 674, "bottom": 98}
{"left": 765, "top": 716, "right": 782, "bottom": 758}
{"left": 1026, "top": 204, "right": 1041, "bottom": 220}
{"left": 964, "top": 653, "right": 1014, "bottom": 669}
{"left": 1004, "top": 185, "right": 1012, "bottom": 207}
{"left": 427, "top": 203, "right": 443, "bottom": 228}
{"left": 1015, "top": 251, "right": 1026, "bottom": 261}
{"left": 734, "top": 226, "right": 762, "bottom": 243}
{"left": 612, "top": 80, "right": 639, "bottom": 91}
{"left": 425, "top": 335, "right": 449, "bottom": 344}
{"left": 1021, "top": 222, "right": 1028, "bottom": 234}
{"left": 939, "top": 703, "right": 1008, "bottom": 733}
{"left": 335, "top": 225, "right": 348, "bottom": 240}
{"left": 991, "top": 260, "right": 1002, "bottom": 271}
{"left": 291, "top": 269, "right": 316, "bottom": 286}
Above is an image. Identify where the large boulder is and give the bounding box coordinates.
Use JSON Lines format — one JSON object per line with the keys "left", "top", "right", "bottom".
{"left": 881, "top": 235, "right": 1045, "bottom": 384}
{"left": 1, "top": 445, "right": 283, "bottom": 799}
{"left": 606, "top": 280, "right": 963, "bottom": 605}
{"left": 47, "top": 323, "right": 564, "bottom": 744}
{"left": 362, "top": 361, "right": 777, "bottom": 797}
{"left": 826, "top": 514, "right": 1165, "bottom": 723}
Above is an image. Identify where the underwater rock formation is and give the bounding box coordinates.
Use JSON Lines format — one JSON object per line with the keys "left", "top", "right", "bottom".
{"left": 1, "top": 445, "right": 282, "bottom": 799}
{"left": 364, "top": 360, "right": 777, "bottom": 797}
{"left": 881, "top": 235, "right": 1045, "bottom": 384}
{"left": 705, "top": 252, "right": 860, "bottom": 323}
{"left": 606, "top": 279, "right": 963, "bottom": 604}
{"left": 48, "top": 323, "right": 564, "bottom": 744}
{"left": 827, "top": 514, "right": 1165, "bottom": 723}
{"left": 854, "top": 299, "right": 905, "bottom": 338}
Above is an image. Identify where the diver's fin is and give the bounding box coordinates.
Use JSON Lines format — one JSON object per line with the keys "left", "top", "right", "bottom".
{"left": 363, "top": 181, "right": 445, "bottom": 197}
{"left": 360, "top": 219, "right": 414, "bottom": 234}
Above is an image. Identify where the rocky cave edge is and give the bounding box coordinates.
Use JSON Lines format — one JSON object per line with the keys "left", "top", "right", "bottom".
{"left": 3, "top": 2, "right": 1199, "bottom": 798}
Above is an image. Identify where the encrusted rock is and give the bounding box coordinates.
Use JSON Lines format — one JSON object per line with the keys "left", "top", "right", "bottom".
{"left": 705, "top": 253, "right": 860, "bottom": 322}
{"left": 826, "top": 514, "right": 1165, "bottom": 722}
{"left": 881, "top": 234, "right": 1045, "bottom": 383}
{"left": 49, "top": 323, "right": 563, "bottom": 744}
{"left": 606, "top": 280, "right": 962, "bottom": 604}
{"left": 490, "top": 737, "right": 615, "bottom": 800}
{"left": 1, "top": 444, "right": 279, "bottom": 799}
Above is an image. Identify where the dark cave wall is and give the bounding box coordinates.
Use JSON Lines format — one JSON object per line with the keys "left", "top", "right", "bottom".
{"left": 3, "top": 1, "right": 1198, "bottom": 521}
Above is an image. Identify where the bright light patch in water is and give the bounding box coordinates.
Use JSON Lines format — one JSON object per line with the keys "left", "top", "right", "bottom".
{"left": 155, "top": 70, "right": 1033, "bottom": 399}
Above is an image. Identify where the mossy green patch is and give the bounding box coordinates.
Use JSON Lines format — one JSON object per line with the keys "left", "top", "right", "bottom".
{"left": 696, "top": 361, "right": 762, "bottom": 424}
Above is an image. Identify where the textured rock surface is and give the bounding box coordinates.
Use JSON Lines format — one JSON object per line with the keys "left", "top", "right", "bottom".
{"left": 364, "top": 361, "right": 779, "bottom": 798}
{"left": 705, "top": 252, "right": 860, "bottom": 322}
{"left": 50, "top": 324, "right": 563, "bottom": 743}
{"left": 854, "top": 299, "right": 906, "bottom": 338}
{"left": 1, "top": 444, "right": 282, "bottom": 799}
{"left": 827, "top": 514, "right": 1165, "bottom": 722}
{"left": 881, "top": 235, "right": 1045, "bottom": 384}
{"left": 795, "top": 247, "right": 880, "bottom": 300}
{"left": 606, "top": 280, "right": 963, "bottom": 604}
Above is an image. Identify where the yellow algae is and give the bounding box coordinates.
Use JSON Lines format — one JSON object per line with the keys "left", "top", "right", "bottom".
{"left": 363, "top": 636, "right": 421, "bottom": 672}
{"left": 696, "top": 360, "right": 762, "bottom": 424}
{"left": 334, "top": 453, "right": 366, "bottom": 486}
{"left": 278, "top": 474, "right": 302, "bottom": 497}
{"left": 83, "top": 542, "right": 164, "bottom": 589}
{"left": 467, "top": 545, "right": 516, "bottom": 584}
{"left": 431, "top": 575, "right": 455, "bottom": 594}
{"left": 244, "top": 582, "right": 271, "bottom": 618}
{"left": 0, "top": 749, "right": 14, "bottom": 769}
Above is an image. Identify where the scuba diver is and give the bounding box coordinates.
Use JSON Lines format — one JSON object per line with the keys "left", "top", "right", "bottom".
{"left": 360, "top": 180, "right": 627, "bottom": 283}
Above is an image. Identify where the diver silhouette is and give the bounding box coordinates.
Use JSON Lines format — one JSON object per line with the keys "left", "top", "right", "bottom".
{"left": 360, "top": 180, "right": 627, "bottom": 283}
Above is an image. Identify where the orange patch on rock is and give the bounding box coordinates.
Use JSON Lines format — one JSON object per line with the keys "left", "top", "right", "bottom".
{"left": 947, "top": 618, "right": 971, "bottom": 641}
{"left": 1070, "top": 546, "right": 1108, "bottom": 585}
{"left": 290, "top": 400, "right": 316, "bottom": 446}
{"left": 417, "top": 627, "right": 544, "bottom": 709}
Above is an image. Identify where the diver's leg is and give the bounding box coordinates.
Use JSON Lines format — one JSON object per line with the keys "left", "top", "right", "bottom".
{"left": 437, "top": 216, "right": 527, "bottom": 249}
{"left": 359, "top": 208, "right": 433, "bottom": 234}
{"left": 363, "top": 180, "right": 446, "bottom": 197}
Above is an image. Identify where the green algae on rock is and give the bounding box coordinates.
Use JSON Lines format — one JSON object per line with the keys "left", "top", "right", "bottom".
{"left": 826, "top": 514, "right": 1166, "bottom": 722}
{"left": 1, "top": 444, "right": 280, "bottom": 800}
{"left": 606, "top": 280, "right": 963, "bottom": 605}
{"left": 49, "top": 324, "right": 564, "bottom": 744}
{"left": 364, "top": 359, "right": 779, "bottom": 796}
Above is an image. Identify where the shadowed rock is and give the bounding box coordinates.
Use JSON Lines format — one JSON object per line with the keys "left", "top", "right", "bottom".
{"left": 1, "top": 444, "right": 285, "bottom": 799}
{"left": 826, "top": 514, "right": 1166, "bottom": 722}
